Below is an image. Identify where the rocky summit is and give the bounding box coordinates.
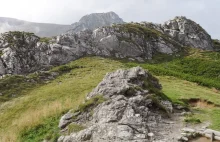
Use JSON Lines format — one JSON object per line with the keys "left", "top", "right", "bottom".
{"left": 0, "top": 15, "right": 215, "bottom": 76}
{"left": 58, "top": 67, "right": 175, "bottom": 142}
{"left": 70, "top": 12, "right": 124, "bottom": 33}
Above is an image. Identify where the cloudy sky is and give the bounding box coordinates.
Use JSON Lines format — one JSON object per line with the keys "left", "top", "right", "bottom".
{"left": 0, "top": 0, "right": 219, "bottom": 38}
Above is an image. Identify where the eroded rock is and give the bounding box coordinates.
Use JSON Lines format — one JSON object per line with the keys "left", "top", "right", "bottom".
{"left": 58, "top": 67, "right": 175, "bottom": 142}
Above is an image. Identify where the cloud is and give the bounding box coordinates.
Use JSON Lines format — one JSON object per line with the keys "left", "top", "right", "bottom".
{"left": 0, "top": 0, "right": 219, "bottom": 38}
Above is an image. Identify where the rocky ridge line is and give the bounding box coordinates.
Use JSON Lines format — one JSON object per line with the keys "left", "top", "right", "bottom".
{"left": 0, "top": 16, "right": 215, "bottom": 76}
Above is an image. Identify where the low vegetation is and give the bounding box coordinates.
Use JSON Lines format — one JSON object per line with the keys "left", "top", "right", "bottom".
{"left": 77, "top": 95, "right": 106, "bottom": 113}
{"left": 114, "top": 23, "right": 181, "bottom": 49}
{"left": 123, "top": 48, "right": 220, "bottom": 89}
{"left": 0, "top": 31, "right": 39, "bottom": 47}
{"left": 67, "top": 123, "right": 85, "bottom": 135}
{"left": 213, "top": 39, "right": 220, "bottom": 51}
{"left": 39, "top": 37, "right": 52, "bottom": 44}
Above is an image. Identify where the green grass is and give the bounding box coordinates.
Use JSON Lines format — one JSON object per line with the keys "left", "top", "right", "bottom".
{"left": 39, "top": 37, "right": 52, "bottom": 44}
{"left": 184, "top": 117, "right": 201, "bottom": 124}
{"left": 77, "top": 95, "right": 106, "bottom": 113}
{"left": 0, "top": 65, "right": 80, "bottom": 103}
{"left": 123, "top": 49, "right": 220, "bottom": 89}
{"left": 19, "top": 115, "right": 61, "bottom": 142}
{"left": 67, "top": 123, "right": 85, "bottom": 135}
{"left": 158, "top": 76, "right": 220, "bottom": 130}
{"left": 0, "top": 57, "right": 124, "bottom": 142}
{"left": 113, "top": 23, "right": 182, "bottom": 49}
{"left": 1, "top": 52, "right": 220, "bottom": 141}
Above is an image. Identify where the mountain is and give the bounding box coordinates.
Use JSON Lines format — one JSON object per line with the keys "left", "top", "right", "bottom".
{"left": 69, "top": 11, "right": 124, "bottom": 33}
{"left": 0, "top": 17, "right": 72, "bottom": 37}
{"left": 0, "top": 12, "right": 124, "bottom": 37}
{"left": 0, "top": 16, "right": 215, "bottom": 76}
{"left": 1, "top": 13, "right": 220, "bottom": 142}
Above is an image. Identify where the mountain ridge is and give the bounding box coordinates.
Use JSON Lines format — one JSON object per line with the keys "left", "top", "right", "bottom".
{"left": 0, "top": 15, "right": 216, "bottom": 76}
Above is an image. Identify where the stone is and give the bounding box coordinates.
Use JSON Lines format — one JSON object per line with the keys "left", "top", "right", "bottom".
{"left": 0, "top": 16, "right": 214, "bottom": 77}
{"left": 180, "top": 136, "right": 189, "bottom": 141}
{"left": 162, "top": 16, "right": 213, "bottom": 50}
{"left": 148, "top": 132, "right": 154, "bottom": 137}
{"left": 58, "top": 67, "right": 174, "bottom": 142}
{"left": 182, "top": 128, "right": 196, "bottom": 133}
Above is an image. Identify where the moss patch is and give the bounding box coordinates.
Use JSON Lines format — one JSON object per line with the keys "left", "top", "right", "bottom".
{"left": 77, "top": 95, "right": 106, "bottom": 113}
{"left": 68, "top": 123, "right": 85, "bottom": 135}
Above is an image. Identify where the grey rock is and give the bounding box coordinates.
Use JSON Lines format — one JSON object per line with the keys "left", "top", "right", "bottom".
{"left": 182, "top": 128, "right": 195, "bottom": 133}
{"left": 0, "top": 12, "right": 124, "bottom": 37}
{"left": 59, "top": 112, "right": 75, "bottom": 129}
{"left": 69, "top": 12, "right": 124, "bottom": 33}
{"left": 180, "top": 136, "right": 189, "bottom": 142}
{"left": 0, "top": 16, "right": 214, "bottom": 76}
{"left": 58, "top": 67, "right": 173, "bottom": 142}
{"left": 162, "top": 16, "right": 213, "bottom": 50}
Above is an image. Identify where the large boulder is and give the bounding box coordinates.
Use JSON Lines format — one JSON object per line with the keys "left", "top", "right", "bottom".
{"left": 162, "top": 16, "right": 213, "bottom": 50}
{"left": 58, "top": 67, "right": 175, "bottom": 142}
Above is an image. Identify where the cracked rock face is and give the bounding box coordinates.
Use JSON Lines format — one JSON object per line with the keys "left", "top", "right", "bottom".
{"left": 162, "top": 16, "right": 213, "bottom": 50}
{"left": 58, "top": 67, "right": 174, "bottom": 142}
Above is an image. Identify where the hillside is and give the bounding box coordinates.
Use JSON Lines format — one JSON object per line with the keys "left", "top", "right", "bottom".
{"left": 0, "top": 14, "right": 220, "bottom": 142}
{"left": 0, "top": 56, "right": 220, "bottom": 141}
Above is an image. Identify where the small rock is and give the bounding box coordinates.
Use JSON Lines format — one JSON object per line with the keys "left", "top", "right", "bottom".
{"left": 148, "top": 132, "right": 154, "bottom": 137}
{"left": 182, "top": 128, "right": 195, "bottom": 133}
{"left": 0, "top": 93, "right": 2, "bottom": 96}
{"left": 181, "top": 136, "right": 188, "bottom": 141}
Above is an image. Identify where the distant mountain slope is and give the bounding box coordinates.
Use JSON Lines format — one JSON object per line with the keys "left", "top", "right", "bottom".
{"left": 0, "top": 17, "right": 72, "bottom": 37}
{"left": 0, "top": 12, "right": 124, "bottom": 37}
{"left": 69, "top": 11, "right": 124, "bottom": 33}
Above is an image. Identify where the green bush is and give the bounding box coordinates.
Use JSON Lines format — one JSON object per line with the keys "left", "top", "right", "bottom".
{"left": 184, "top": 117, "right": 201, "bottom": 124}
{"left": 124, "top": 55, "right": 220, "bottom": 89}
{"left": 19, "top": 115, "right": 60, "bottom": 142}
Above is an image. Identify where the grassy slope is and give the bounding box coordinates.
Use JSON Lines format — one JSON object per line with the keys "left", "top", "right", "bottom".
{"left": 0, "top": 52, "right": 220, "bottom": 141}
{"left": 160, "top": 76, "right": 220, "bottom": 130}
{"left": 124, "top": 49, "right": 220, "bottom": 89}
{"left": 0, "top": 57, "right": 124, "bottom": 142}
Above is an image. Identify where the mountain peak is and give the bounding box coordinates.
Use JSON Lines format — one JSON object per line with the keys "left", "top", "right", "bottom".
{"left": 70, "top": 11, "right": 124, "bottom": 33}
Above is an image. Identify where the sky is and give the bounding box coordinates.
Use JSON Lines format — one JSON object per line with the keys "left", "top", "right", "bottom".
{"left": 0, "top": 0, "right": 219, "bottom": 39}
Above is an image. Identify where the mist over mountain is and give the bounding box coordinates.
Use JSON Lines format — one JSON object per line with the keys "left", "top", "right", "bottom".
{"left": 0, "top": 12, "right": 124, "bottom": 37}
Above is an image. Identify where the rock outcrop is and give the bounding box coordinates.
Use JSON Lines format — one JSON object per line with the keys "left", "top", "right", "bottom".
{"left": 57, "top": 67, "right": 176, "bottom": 142}
{"left": 69, "top": 12, "right": 124, "bottom": 33}
{"left": 0, "top": 16, "right": 215, "bottom": 76}
{"left": 0, "top": 23, "right": 182, "bottom": 75}
{"left": 141, "top": 16, "right": 214, "bottom": 50}
{"left": 162, "top": 16, "right": 213, "bottom": 50}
